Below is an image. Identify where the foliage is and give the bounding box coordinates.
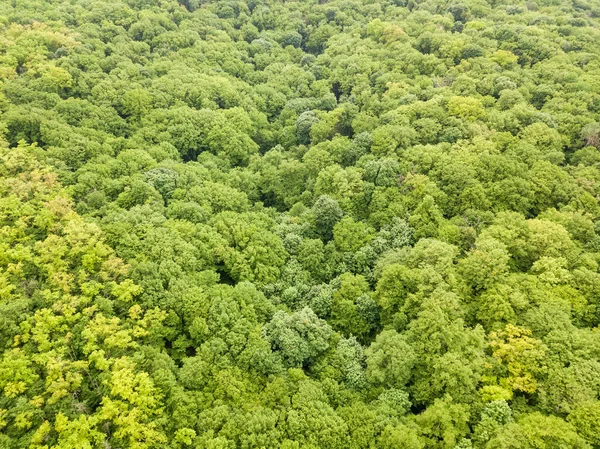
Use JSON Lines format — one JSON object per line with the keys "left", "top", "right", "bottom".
{"left": 1, "top": 0, "right": 600, "bottom": 447}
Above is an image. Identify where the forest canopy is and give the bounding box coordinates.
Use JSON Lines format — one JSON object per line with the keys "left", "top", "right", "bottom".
{"left": 2, "top": 0, "right": 600, "bottom": 447}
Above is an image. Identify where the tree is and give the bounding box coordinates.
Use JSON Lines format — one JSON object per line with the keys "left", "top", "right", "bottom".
{"left": 263, "top": 308, "right": 333, "bottom": 367}
{"left": 568, "top": 402, "right": 600, "bottom": 447}
{"left": 485, "top": 325, "right": 548, "bottom": 396}
{"left": 365, "top": 329, "right": 415, "bottom": 389}
{"left": 472, "top": 401, "right": 513, "bottom": 448}
{"left": 329, "top": 273, "right": 376, "bottom": 341}
{"left": 312, "top": 194, "right": 344, "bottom": 240}
{"left": 486, "top": 413, "right": 590, "bottom": 449}
{"left": 415, "top": 396, "right": 470, "bottom": 449}
{"left": 378, "top": 423, "right": 425, "bottom": 449}
{"left": 581, "top": 122, "right": 600, "bottom": 148}
{"left": 458, "top": 237, "right": 511, "bottom": 293}
{"left": 284, "top": 380, "right": 349, "bottom": 449}
{"left": 212, "top": 212, "right": 288, "bottom": 285}
{"left": 296, "top": 111, "right": 320, "bottom": 145}
{"left": 407, "top": 289, "right": 484, "bottom": 405}
{"left": 447, "top": 96, "right": 485, "bottom": 121}
{"left": 333, "top": 217, "right": 375, "bottom": 252}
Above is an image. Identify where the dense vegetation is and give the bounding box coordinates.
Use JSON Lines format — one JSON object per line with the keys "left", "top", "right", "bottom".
{"left": 1, "top": 0, "right": 600, "bottom": 447}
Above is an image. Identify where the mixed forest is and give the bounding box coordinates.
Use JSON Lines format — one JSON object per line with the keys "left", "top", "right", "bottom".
{"left": 2, "top": 0, "right": 600, "bottom": 447}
